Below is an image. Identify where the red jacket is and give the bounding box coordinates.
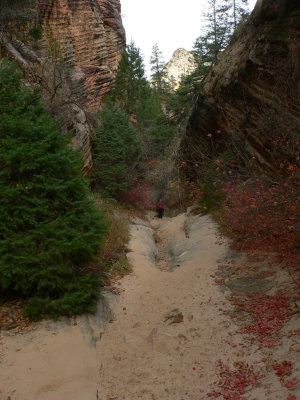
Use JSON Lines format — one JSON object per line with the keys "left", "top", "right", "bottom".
{"left": 157, "top": 201, "right": 164, "bottom": 209}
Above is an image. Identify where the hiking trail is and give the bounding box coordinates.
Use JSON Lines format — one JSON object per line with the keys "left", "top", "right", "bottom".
{"left": 0, "top": 210, "right": 299, "bottom": 400}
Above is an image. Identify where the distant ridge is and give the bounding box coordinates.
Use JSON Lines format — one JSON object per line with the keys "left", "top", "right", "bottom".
{"left": 164, "top": 48, "right": 196, "bottom": 89}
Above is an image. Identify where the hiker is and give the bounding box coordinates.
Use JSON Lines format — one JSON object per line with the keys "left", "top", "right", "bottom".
{"left": 157, "top": 199, "right": 164, "bottom": 219}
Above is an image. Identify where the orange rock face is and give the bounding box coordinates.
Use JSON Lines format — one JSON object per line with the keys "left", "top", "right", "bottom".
{"left": 1, "top": 0, "right": 125, "bottom": 174}
{"left": 38, "top": 0, "right": 125, "bottom": 110}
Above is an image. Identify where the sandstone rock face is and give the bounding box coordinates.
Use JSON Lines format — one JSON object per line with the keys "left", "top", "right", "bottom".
{"left": 1, "top": 0, "right": 125, "bottom": 174}
{"left": 164, "top": 48, "right": 196, "bottom": 89}
{"left": 180, "top": 0, "right": 300, "bottom": 172}
{"left": 38, "top": 0, "right": 125, "bottom": 109}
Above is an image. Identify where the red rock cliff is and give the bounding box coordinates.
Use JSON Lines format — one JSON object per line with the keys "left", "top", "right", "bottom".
{"left": 1, "top": 0, "right": 125, "bottom": 174}
{"left": 180, "top": 0, "right": 300, "bottom": 173}
{"left": 38, "top": 0, "right": 125, "bottom": 109}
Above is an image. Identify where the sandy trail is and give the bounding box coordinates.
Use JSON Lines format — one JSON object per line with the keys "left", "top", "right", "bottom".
{"left": 0, "top": 211, "right": 299, "bottom": 400}
{"left": 97, "top": 211, "right": 236, "bottom": 400}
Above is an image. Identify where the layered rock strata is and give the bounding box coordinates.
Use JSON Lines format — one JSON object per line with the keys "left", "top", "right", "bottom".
{"left": 38, "top": 0, "right": 125, "bottom": 109}
{"left": 1, "top": 0, "right": 125, "bottom": 174}
{"left": 180, "top": 0, "right": 300, "bottom": 172}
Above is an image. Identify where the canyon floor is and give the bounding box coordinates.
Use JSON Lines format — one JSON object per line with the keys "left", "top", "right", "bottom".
{"left": 0, "top": 211, "right": 299, "bottom": 400}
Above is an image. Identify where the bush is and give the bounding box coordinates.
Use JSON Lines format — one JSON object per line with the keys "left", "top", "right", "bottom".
{"left": 28, "top": 25, "right": 43, "bottom": 41}
{"left": 124, "top": 185, "right": 154, "bottom": 210}
{"left": 100, "top": 213, "right": 129, "bottom": 262}
{"left": 193, "top": 151, "right": 236, "bottom": 212}
{"left": 0, "top": 60, "right": 108, "bottom": 319}
{"left": 198, "top": 182, "right": 225, "bottom": 212}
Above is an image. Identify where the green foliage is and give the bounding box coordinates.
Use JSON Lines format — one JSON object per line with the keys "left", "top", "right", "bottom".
{"left": 191, "top": 0, "right": 250, "bottom": 83}
{"left": 150, "top": 43, "right": 170, "bottom": 97}
{"left": 28, "top": 25, "right": 42, "bottom": 41}
{"left": 92, "top": 104, "right": 141, "bottom": 197}
{"left": 193, "top": 0, "right": 232, "bottom": 71}
{"left": 136, "top": 88, "right": 176, "bottom": 158}
{"left": 0, "top": 0, "right": 37, "bottom": 33}
{"left": 197, "top": 151, "right": 236, "bottom": 212}
{"left": 107, "top": 41, "right": 176, "bottom": 161}
{"left": 198, "top": 182, "right": 225, "bottom": 212}
{"left": 166, "top": 72, "right": 202, "bottom": 125}
{"left": 0, "top": 60, "right": 108, "bottom": 319}
{"left": 109, "top": 42, "right": 148, "bottom": 115}
{"left": 24, "top": 273, "right": 99, "bottom": 320}
{"left": 167, "top": 0, "right": 250, "bottom": 124}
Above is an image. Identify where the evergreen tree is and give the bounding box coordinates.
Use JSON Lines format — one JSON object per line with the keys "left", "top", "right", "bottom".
{"left": 193, "top": 0, "right": 250, "bottom": 73}
{"left": 186, "top": 0, "right": 250, "bottom": 105}
{"left": 110, "top": 41, "right": 148, "bottom": 115}
{"left": 127, "top": 41, "right": 147, "bottom": 87}
{"left": 167, "top": 0, "right": 249, "bottom": 128}
{"left": 109, "top": 50, "right": 130, "bottom": 111}
{"left": 193, "top": 0, "right": 232, "bottom": 71}
{"left": 166, "top": 72, "right": 201, "bottom": 125}
{"left": 150, "top": 43, "right": 169, "bottom": 95}
{"left": 0, "top": 60, "right": 108, "bottom": 319}
{"left": 92, "top": 105, "right": 141, "bottom": 196}
{"left": 137, "top": 88, "right": 176, "bottom": 159}
{"left": 231, "top": 0, "right": 250, "bottom": 32}
{"left": 108, "top": 41, "right": 176, "bottom": 161}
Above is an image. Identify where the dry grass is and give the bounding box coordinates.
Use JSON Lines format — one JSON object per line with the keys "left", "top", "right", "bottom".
{"left": 100, "top": 214, "right": 129, "bottom": 262}
{"left": 91, "top": 195, "right": 132, "bottom": 282}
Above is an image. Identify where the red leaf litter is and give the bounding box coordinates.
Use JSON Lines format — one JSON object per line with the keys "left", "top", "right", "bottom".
{"left": 273, "top": 360, "right": 293, "bottom": 377}
{"left": 273, "top": 361, "right": 299, "bottom": 391}
{"left": 207, "top": 360, "right": 261, "bottom": 399}
{"left": 229, "top": 291, "right": 291, "bottom": 347}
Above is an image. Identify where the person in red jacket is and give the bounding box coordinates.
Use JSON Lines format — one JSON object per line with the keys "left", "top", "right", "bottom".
{"left": 157, "top": 199, "right": 164, "bottom": 219}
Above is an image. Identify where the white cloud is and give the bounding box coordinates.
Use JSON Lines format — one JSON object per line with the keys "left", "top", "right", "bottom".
{"left": 121, "top": 0, "right": 257, "bottom": 77}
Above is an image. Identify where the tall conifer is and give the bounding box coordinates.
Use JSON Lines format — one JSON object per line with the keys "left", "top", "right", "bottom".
{"left": 0, "top": 61, "right": 107, "bottom": 319}
{"left": 150, "top": 43, "right": 169, "bottom": 96}
{"left": 92, "top": 105, "right": 141, "bottom": 196}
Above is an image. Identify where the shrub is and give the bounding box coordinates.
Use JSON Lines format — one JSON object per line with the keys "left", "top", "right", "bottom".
{"left": 0, "top": 60, "right": 108, "bottom": 319}
{"left": 100, "top": 213, "right": 129, "bottom": 262}
{"left": 28, "top": 25, "right": 43, "bottom": 41}
{"left": 193, "top": 151, "right": 236, "bottom": 212}
{"left": 198, "top": 182, "right": 225, "bottom": 212}
{"left": 90, "top": 196, "right": 132, "bottom": 280}
{"left": 125, "top": 185, "right": 154, "bottom": 210}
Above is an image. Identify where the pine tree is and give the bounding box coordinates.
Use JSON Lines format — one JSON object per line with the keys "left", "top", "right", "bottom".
{"left": 110, "top": 41, "right": 148, "bottom": 115}
{"left": 167, "top": 0, "right": 249, "bottom": 127}
{"left": 231, "top": 0, "right": 250, "bottom": 32}
{"left": 0, "top": 60, "right": 107, "bottom": 319}
{"left": 109, "top": 50, "right": 130, "bottom": 111}
{"left": 193, "top": 0, "right": 232, "bottom": 70}
{"left": 193, "top": 0, "right": 250, "bottom": 72}
{"left": 136, "top": 88, "right": 176, "bottom": 159}
{"left": 108, "top": 41, "right": 176, "bottom": 161}
{"left": 150, "top": 43, "right": 169, "bottom": 96}
{"left": 92, "top": 105, "right": 141, "bottom": 196}
{"left": 166, "top": 72, "right": 201, "bottom": 125}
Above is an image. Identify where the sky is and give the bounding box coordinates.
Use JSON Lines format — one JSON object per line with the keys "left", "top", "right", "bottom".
{"left": 121, "top": 0, "right": 257, "bottom": 77}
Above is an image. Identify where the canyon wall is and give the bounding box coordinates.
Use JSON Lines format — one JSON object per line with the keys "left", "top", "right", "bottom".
{"left": 180, "top": 0, "right": 300, "bottom": 173}
{"left": 1, "top": 0, "right": 126, "bottom": 174}
{"left": 38, "top": 0, "right": 125, "bottom": 109}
